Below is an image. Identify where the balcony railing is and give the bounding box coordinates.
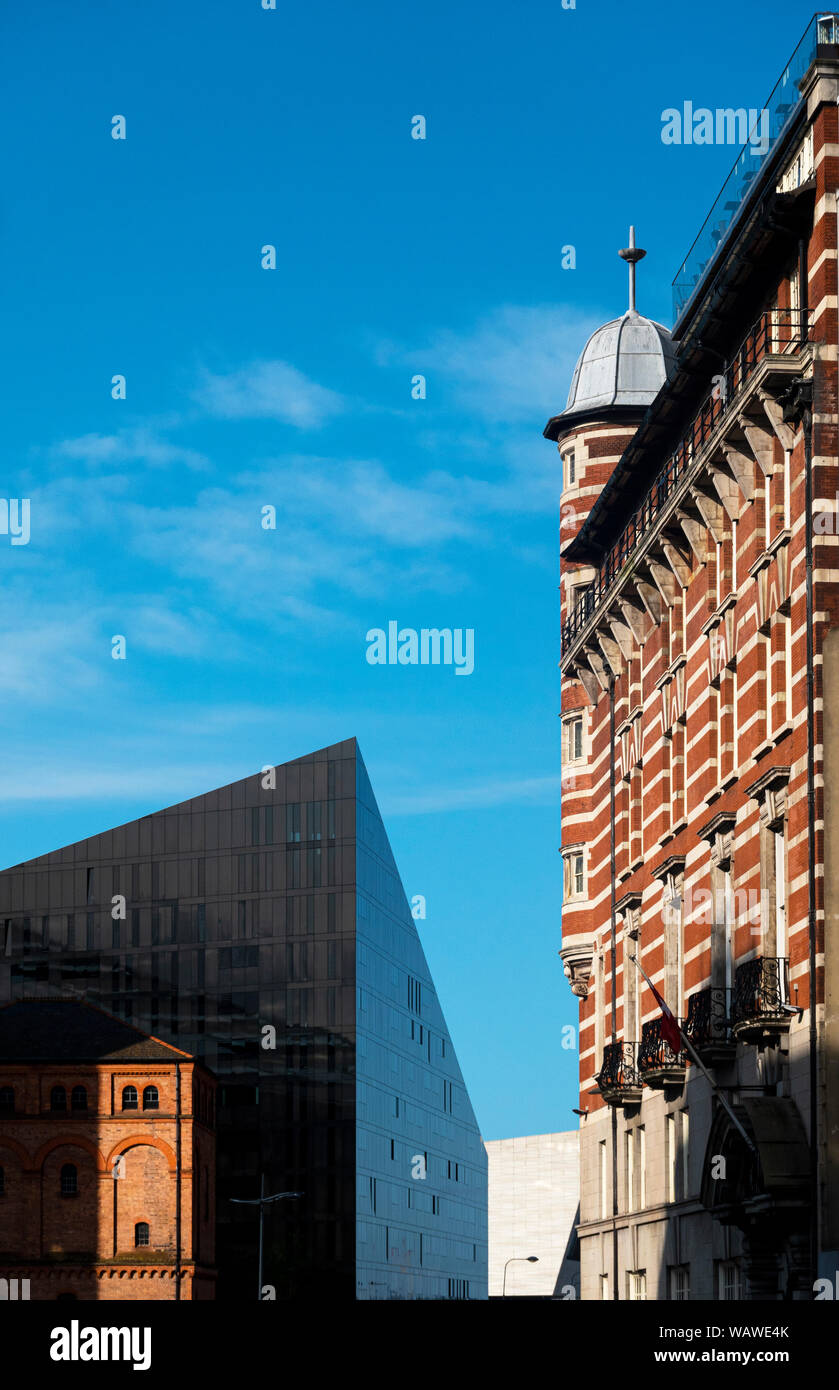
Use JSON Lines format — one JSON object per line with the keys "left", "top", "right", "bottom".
{"left": 672, "top": 13, "right": 838, "bottom": 322}
{"left": 638, "top": 1017, "right": 685, "bottom": 1087}
{"left": 561, "top": 308, "right": 809, "bottom": 652}
{"left": 730, "top": 956, "right": 791, "bottom": 1043}
{"left": 596, "top": 1041, "right": 642, "bottom": 1105}
{"left": 684, "top": 986, "right": 734, "bottom": 1061}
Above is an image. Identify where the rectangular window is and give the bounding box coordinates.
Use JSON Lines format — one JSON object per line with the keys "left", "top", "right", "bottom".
{"left": 625, "top": 1130, "right": 635, "bottom": 1214}
{"left": 564, "top": 715, "right": 584, "bottom": 763}
{"left": 717, "top": 1259, "right": 741, "bottom": 1300}
{"left": 667, "top": 1114, "right": 676, "bottom": 1204}
{"left": 712, "top": 679, "right": 722, "bottom": 786}
{"left": 732, "top": 666, "right": 739, "bottom": 773}
{"left": 639, "top": 1126, "right": 646, "bottom": 1209}
{"left": 672, "top": 721, "right": 686, "bottom": 825}
{"left": 595, "top": 951, "right": 605, "bottom": 1081}
{"left": 664, "top": 873, "right": 684, "bottom": 1017}
{"left": 627, "top": 1270, "right": 647, "bottom": 1301}
{"left": 774, "top": 827, "right": 787, "bottom": 965}
{"left": 782, "top": 610, "right": 792, "bottom": 726}
{"left": 563, "top": 449, "right": 576, "bottom": 488}
{"left": 669, "top": 1266, "right": 690, "bottom": 1301}
{"left": 600, "top": 1273, "right": 609, "bottom": 1301}
{"left": 681, "top": 1110, "right": 690, "bottom": 1198}
{"left": 563, "top": 850, "right": 586, "bottom": 902}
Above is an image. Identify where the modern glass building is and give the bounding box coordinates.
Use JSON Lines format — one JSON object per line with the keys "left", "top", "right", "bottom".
{"left": 0, "top": 738, "right": 487, "bottom": 1301}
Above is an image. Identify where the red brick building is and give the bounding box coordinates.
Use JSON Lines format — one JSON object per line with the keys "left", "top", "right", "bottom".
{"left": 0, "top": 999, "right": 216, "bottom": 1300}
{"left": 552, "top": 16, "right": 839, "bottom": 1299}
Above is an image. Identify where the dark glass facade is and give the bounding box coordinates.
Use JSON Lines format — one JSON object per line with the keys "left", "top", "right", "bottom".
{"left": 0, "top": 738, "right": 488, "bottom": 1300}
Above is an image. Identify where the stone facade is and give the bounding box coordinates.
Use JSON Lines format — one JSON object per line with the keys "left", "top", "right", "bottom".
{"left": 486, "top": 1131, "right": 580, "bottom": 1297}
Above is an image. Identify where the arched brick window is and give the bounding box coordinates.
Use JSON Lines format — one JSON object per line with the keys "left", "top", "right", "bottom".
{"left": 50, "top": 1085, "right": 66, "bottom": 1112}
{"left": 121, "top": 1085, "right": 138, "bottom": 1110}
{"left": 142, "top": 1086, "right": 159, "bottom": 1111}
{"left": 0, "top": 1086, "right": 14, "bottom": 1112}
{"left": 134, "top": 1222, "right": 150, "bottom": 1247}
{"left": 60, "top": 1163, "right": 78, "bottom": 1197}
{"left": 71, "top": 1086, "right": 87, "bottom": 1112}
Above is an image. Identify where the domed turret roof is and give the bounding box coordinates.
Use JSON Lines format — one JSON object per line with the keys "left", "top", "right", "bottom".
{"left": 562, "top": 308, "right": 676, "bottom": 418}
{"left": 544, "top": 227, "right": 677, "bottom": 440}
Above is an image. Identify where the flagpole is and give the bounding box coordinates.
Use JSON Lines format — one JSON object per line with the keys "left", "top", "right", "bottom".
{"left": 628, "top": 954, "right": 758, "bottom": 1157}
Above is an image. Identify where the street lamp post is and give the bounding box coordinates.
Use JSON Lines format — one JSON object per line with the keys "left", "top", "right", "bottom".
{"left": 502, "top": 1255, "right": 539, "bottom": 1297}
{"left": 230, "top": 1176, "right": 304, "bottom": 1300}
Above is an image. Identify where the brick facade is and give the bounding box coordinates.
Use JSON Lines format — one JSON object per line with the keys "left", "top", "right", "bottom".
{"left": 556, "top": 33, "right": 839, "bottom": 1300}
{"left": 0, "top": 1001, "right": 216, "bottom": 1300}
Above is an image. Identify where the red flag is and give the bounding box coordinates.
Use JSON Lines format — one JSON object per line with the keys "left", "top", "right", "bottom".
{"left": 648, "top": 980, "right": 682, "bottom": 1055}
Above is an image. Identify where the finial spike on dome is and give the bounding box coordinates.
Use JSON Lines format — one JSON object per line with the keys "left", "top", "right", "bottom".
{"left": 618, "top": 225, "right": 647, "bottom": 312}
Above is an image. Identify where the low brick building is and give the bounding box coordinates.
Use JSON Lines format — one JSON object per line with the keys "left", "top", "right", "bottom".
{"left": 0, "top": 999, "right": 216, "bottom": 1300}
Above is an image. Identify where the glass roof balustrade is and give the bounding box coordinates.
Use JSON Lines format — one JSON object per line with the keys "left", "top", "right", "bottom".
{"left": 672, "top": 13, "right": 837, "bottom": 324}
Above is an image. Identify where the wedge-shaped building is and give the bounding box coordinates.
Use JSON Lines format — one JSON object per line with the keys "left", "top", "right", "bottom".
{"left": 0, "top": 738, "right": 488, "bottom": 1301}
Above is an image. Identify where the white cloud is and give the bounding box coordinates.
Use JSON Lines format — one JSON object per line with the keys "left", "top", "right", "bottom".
{"left": 383, "top": 774, "right": 562, "bottom": 815}
{"left": 193, "top": 360, "right": 346, "bottom": 428}
{"left": 378, "top": 304, "right": 603, "bottom": 424}
{"left": 53, "top": 428, "right": 209, "bottom": 472}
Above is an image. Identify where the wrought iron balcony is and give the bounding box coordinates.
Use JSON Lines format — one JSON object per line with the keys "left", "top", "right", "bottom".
{"left": 596, "top": 1041, "right": 642, "bottom": 1106}
{"left": 683, "top": 986, "right": 735, "bottom": 1065}
{"left": 638, "top": 1017, "right": 685, "bottom": 1089}
{"left": 730, "top": 956, "right": 792, "bottom": 1045}
{"left": 560, "top": 308, "right": 809, "bottom": 654}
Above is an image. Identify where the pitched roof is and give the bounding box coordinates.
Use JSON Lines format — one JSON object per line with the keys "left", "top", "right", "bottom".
{"left": 0, "top": 999, "right": 194, "bottom": 1063}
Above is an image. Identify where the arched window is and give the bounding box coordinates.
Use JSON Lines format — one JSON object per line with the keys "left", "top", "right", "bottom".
{"left": 0, "top": 1165, "right": 5, "bottom": 1196}
{"left": 71, "top": 1086, "right": 87, "bottom": 1112}
{"left": 134, "top": 1222, "right": 149, "bottom": 1247}
{"left": 60, "top": 1164, "right": 78, "bottom": 1197}
{"left": 142, "top": 1086, "right": 159, "bottom": 1111}
{"left": 121, "top": 1085, "right": 138, "bottom": 1110}
{"left": 50, "top": 1086, "right": 66, "bottom": 1112}
{"left": 0, "top": 1086, "right": 14, "bottom": 1112}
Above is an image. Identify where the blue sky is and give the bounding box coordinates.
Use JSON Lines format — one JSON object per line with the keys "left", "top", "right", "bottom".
{"left": 0, "top": 0, "right": 816, "bottom": 1138}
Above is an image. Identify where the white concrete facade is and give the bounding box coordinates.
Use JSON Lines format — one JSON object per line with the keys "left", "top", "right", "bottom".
{"left": 486, "top": 1130, "right": 580, "bottom": 1297}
